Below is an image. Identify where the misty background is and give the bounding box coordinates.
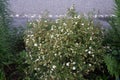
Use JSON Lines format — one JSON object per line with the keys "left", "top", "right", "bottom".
{"left": 9, "top": 0, "right": 114, "bottom": 15}
{"left": 8, "top": 0, "right": 115, "bottom": 28}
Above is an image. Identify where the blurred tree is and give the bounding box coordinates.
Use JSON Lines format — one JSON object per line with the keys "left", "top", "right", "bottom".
{"left": 104, "top": 0, "right": 120, "bottom": 80}
{"left": 0, "top": 0, "right": 12, "bottom": 79}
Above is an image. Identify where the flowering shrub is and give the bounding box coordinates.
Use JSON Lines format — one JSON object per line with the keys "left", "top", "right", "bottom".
{"left": 24, "top": 14, "right": 104, "bottom": 79}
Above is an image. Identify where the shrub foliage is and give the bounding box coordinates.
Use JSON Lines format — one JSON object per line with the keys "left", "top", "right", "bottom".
{"left": 24, "top": 11, "right": 105, "bottom": 79}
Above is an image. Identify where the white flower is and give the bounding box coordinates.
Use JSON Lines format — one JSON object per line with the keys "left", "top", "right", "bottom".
{"left": 85, "top": 49, "right": 88, "bottom": 52}
{"left": 26, "top": 40, "right": 29, "bottom": 44}
{"left": 92, "top": 54, "right": 94, "bottom": 57}
{"left": 29, "top": 53, "right": 33, "bottom": 60}
{"left": 72, "top": 66, "right": 76, "bottom": 70}
{"left": 89, "top": 46, "right": 92, "bottom": 49}
{"left": 74, "top": 16, "right": 77, "bottom": 19}
{"left": 72, "top": 62, "right": 76, "bottom": 65}
{"left": 35, "top": 73, "right": 37, "bottom": 76}
{"left": 77, "top": 15, "right": 81, "bottom": 18}
{"left": 52, "top": 65, "right": 56, "bottom": 69}
{"left": 51, "top": 68, "right": 54, "bottom": 71}
{"left": 37, "top": 68, "right": 40, "bottom": 71}
{"left": 89, "top": 64, "right": 92, "bottom": 67}
{"left": 42, "top": 55, "right": 45, "bottom": 60}
{"left": 75, "top": 22, "right": 78, "bottom": 25}
{"left": 75, "top": 43, "right": 79, "bottom": 46}
{"left": 88, "top": 51, "right": 92, "bottom": 54}
{"left": 50, "top": 35, "right": 54, "bottom": 38}
{"left": 56, "top": 34, "right": 59, "bottom": 37}
{"left": 35, "top": 58, "right": 39, "bottom": 62}
{"left": 66, "top": 62, "right": 70, "bottom": 66}
{"left": 32, "top": 38, "right": 35, "bottom": 42}
{"left": 51, "top": 27, "right": 54, "bottom": 30}
{"left": 34, "top": 43, "right": 38, "bottom": 47}
{"left": 87, "top": 27, "right": 90, "bottom": 30}
{"left": 81, "top": 23, "right": 84, "bottom": 26}
{"left": 34, "top": 68, "right": 37, "bottom": 70}
{"left": 27, "top": 35, "right": 30, "bottom": 37}
{"left": 43, "top": 63, "right": 47, "bottom": 66}
{"left": 83, "top": 62, "right": 86, "bottom": 64}
{"left": 90, "top": 37, "right": 92, "bottom": 40}
{"left": 106, "top": 46, "right": 110, "bottom": 49}
{"left": 44, "top": 20, "right": 47, "bottom": 23}
{"left": 63, "top": 23, "right": 67, "bottom": 26}
{"left": 54, "top": 53, "right": 57, "bottom": 56}
{"left": 61, "top": 29, "right": 64, "bottom": 32}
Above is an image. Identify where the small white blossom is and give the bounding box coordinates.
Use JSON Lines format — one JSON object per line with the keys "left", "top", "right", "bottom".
{"left": 74, "top": 16, "right": 77, "bottom": 19}
{"left": 81, "top": 23, "right": 84, "bottom": 26}
{"left": 72, "top": 62, "right": 76, "bottom": 65}
{"left": 77, "top": 15, "right": 81, "bottom": 18}
{"left": 61, "top": 29, "right": 64, "bottom": 32}
{"left": 90, "top": 37, "right": 92, "bottom": 40}
{"left": 87, "top": 27, "right": 90, "bottom": 30}
{"left": 92, "top": 54, "right": 94, "bottom": 57}
{"left": 75, "top": 22, "right": 78, "bottom": 25}
{"left": 29, "top": 53, "right": 32, "bottom": 60}
{"left": 106, "top": 46, "right": 110, "bottom": 49}
{"left": 35, "top": 58, "right": 39, "bottom": 62}
{"left": 51, "top": 68, "right": 54, "bottom": 71}
{"left": 88, "top": 51, "right": 92, "bottom": 54}
{"left": 85, "top": 49, "right": 88, "bottom": 52}
{"left": 89, "top": 46, "right": 92, "bottom": 49}
{"left": 43, "top": 63, "right": 47, "bottom": 66}
{"left": 75, "top": 43, "right": 79, "bottom": 46}
{"left": 34, "top": 43, "right": 38, "bottom": 47}
{"left": 44, "top": 20, "right": 47, "bottom": 23}
{"left": 34, "top": 68, "right": 37, "bottom": 70}
{"left": 54, "top": 53, "right": 57, "bottom": 56}
{"left": 42, "top": 55, "right": 45, "bottom": 60}
{"left": 52, "top": 65, "right": 56, "bottom": 69}
{"left": 37, "top": 68, "right": 40, "bottom": 71}
{"left": 66, "top": 62, "right": 70, "bottom": 66}
{"left": 89, "top": 64, "right": 92, "bottom": 67}
{"left": 35, "top": 73, "right": 37, "bottom": 76}
{"left": 32, "top": 38, "right": 35, "bottom": 42}
{"left": 26, "top": 41, "right": 29, "bottom": 44}
{"left": 83, "top": 62, "right": 86, "bottom": 64}
{"left": 63, "top": 23, "right": 67, "bottom": 26}
{"left": 50, "top": 35, "right": 54, "bottom": 38}
{"left": 56, "top": 34, "right": 59, "bottom": 37}
{"left": 27, "top": 35, "right": 30, "bottom": 37}
{"left": 72, "top": 66, "right": 76, "bottom": 70}
{"left": 51, "top": 27, "right": 54, "bottom": 30}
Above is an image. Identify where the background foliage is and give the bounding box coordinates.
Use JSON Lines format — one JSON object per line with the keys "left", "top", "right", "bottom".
{"left": 104, "top": 0, "right": 120, "bottom": 80}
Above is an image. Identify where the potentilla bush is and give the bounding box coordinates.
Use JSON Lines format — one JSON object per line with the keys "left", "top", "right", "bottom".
{"left": 24, "top": 15, "right": 104, "bottom": 79}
